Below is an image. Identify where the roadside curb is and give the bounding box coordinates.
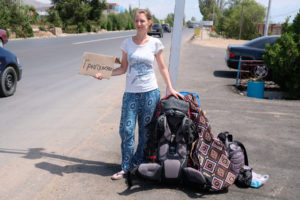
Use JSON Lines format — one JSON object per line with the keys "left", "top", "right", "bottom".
{"left": 8, "top": 30, "right": 135, "bottom": 41}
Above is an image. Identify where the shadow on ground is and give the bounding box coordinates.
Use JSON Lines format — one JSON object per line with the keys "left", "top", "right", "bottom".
{"left": 214, "top": 70, "right": 237, "bottom": 79}
{"left": 0, "top": 148, "right": 241, "bottom": 198}
{"left": 0, "top": 148, "right": 120, "bottom": 177}
{"left": 118, "top": 179, "right": 228, "bottom": 199}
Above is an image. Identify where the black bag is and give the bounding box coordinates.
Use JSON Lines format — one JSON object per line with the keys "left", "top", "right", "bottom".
{"left": 235, "top": 165, "right": 252, "bottom": 188}
{"left": 218, "top": 131, "right": 249, "bottom": 174}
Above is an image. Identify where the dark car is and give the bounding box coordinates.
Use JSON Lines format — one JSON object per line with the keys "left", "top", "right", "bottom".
{"left": 0, "top": 29, "right": 8, "bottom": 48}
{"left": 162, "top": 23, "right": 171, "bottom": 33}
{"left": 225, "top": 35, "right": 280, "bottom": 69}
{"left": 188, "top": 23, "right": 194, "bottom": 28}
{"left": 148, "top": 23, "right": 163, "bottom": 38}
{"left": 0, "top": 47, "right": 22, "bottom": 97}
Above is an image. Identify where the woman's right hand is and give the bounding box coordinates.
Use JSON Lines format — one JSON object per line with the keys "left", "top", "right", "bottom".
{"left": 94, "top": 73, "right": 103, "bottom": 80}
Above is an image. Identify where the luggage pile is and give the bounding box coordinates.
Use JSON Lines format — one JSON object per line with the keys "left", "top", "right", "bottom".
{"left": 126, "top": 92, "right": 262, "bottom": 191}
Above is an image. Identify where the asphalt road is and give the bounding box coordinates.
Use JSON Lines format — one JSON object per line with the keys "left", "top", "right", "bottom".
{"left": 0, "top": 29, "right": 299, "bottom": 200}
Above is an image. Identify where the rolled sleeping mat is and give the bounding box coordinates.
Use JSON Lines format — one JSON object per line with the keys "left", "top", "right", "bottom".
{"left": 137, "top": 163, "right": 163, "bottom": 181}
{"left": 182, "top": 167, "right": 207, "bottom": 186}
{"left": 126, "top": 163, "right": 163, "bottom": 188}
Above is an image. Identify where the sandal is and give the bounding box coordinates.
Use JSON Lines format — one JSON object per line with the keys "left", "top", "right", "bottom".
{"left": 111, "top": 171, "right": 127, "bottom": 180}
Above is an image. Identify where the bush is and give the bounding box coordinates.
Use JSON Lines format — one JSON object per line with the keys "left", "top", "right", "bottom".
{"left": 39, "top": 26, "right": 46, "bottom": 31}
{"left": 0, "top": 1, "right": 11, "bottom": 31}
{"left": 107, "top": 18, "right": 112, "bottom": 31}
{"left": 78, "top": 23, "right": 86, "bottom": 33}
{"left": 64, "top": 25, "right": 78, "bottom": 33}
{"left": 263, "top": 11, "right": 300, "bottom": 98}
{"left": 99, "top": 15, "right": 107, "bottom": 30}
{"left": 12, "top": 22, "right": 34, "bottom": 38}
{"left": 47, "top": 10, "right": 62, "bottom": 27}
{"left": 1, "top": 2, "right": 35, "bottom": 38}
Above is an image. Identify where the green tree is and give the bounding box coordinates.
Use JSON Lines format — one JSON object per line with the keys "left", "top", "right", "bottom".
{"left": 99, "top": 15, "right": 107, "bottom": 30}
{"left": 0, "top": 0, "right": 11, "bottom": 32}
{"left": 221, "top": 0, "right": 265, "bottom": 39}
{"left": 165, "top": 13, "right": 174, "bottom": 27}
{"left": 198, "top": 0, "right": 218, "bottom": 21}
{"left": 117, "top": 13, "right": 128, "bottom": 30}
{"left": 198, "top": 0, "right": 224, "bottom": 32}
{"left": 107, "top": 17, "right": 112, "bottom": 31}
{"left": 227, "top": 0, "right": 241, "bottom": 8}
{"left": 0, "top": 0, "right": 37, "bottom": 38}
{"left": 89, "top": 0, "right": 107, "bottom": 25}
{"left": 47, "top": 8, "right": 62, "bottom": 27}
{"left": 9, "top": 3, "right": 34, "bottom": 37}
{"left": 51, "top": 0, "right": 107, "bottom": 33}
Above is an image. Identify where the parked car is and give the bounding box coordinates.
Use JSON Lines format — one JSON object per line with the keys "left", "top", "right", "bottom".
{"left": 225, "top": 35, "right": 280, "bottom": 69}
{"left": 188, "top": 23, "right": 194, "bottom": 28}
{"left": 0, "top": 47, "right": 22, "bottom": 97}
{"left": 0, "top": 29, "right": 8, "bottom": 48}
{"left": 162, "top": 23, "right": 171, "bottom": 33}
{"left": 148, "top": 23, "right": 163, "bottom": 38}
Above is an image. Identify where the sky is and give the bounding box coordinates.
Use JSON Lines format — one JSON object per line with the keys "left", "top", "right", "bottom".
{"left": 39, "top": 0, "right": 300, "bottom": 23}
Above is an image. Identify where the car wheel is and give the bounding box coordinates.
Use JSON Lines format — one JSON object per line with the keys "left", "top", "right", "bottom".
{"left": 252, "top": 64, "right": 268, "bottom": 79}
{"left": 0, "top": 66, "right": 17, "bottom": 97}
{"left": 0, "top": 39, "right": 3, "bottom": 48}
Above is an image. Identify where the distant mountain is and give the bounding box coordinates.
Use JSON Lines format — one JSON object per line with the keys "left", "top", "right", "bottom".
{"left": 23, "top": 0, "right": 51, "bottom": 9}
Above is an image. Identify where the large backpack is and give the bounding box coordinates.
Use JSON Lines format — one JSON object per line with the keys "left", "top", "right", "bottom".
{"left": 127, "top": 93, "right": 239, "bottom": 191}
{"left": 127, "top": 95, "right": 209, "bottom": 189}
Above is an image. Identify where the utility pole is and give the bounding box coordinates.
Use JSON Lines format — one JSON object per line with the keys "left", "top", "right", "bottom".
{"left": 168, "top": 0, "right": 185, "bottom": 94}
{"left": 264, "top": 0, "right": 272, "bottom": 36}
{"left": 239, "top": 0, "right": 244, "bottom": 40}
{"left": 212, "top": 2, "right": 215, "bottom": 22}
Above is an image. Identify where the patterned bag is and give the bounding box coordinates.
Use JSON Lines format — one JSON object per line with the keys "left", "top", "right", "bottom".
{"left": 185, "top": 93, "right": 237, "bottom": 191}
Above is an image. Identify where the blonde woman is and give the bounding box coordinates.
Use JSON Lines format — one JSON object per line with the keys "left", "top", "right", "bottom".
{"left": 95, "top": 9, "right": 183, "bottom": 180}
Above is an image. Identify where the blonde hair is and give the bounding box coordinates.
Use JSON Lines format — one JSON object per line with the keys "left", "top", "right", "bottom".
{"left": 135, "top": 9, "right": 153, "bottom": 31}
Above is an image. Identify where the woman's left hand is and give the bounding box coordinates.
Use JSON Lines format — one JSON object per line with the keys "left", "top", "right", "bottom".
{"left": 169, "top": 88, "right": 184, "bottom": 99}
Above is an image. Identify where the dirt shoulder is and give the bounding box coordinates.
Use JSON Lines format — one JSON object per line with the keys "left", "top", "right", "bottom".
{"left": 191, "top": 35, "right": 249, "bottom": 49}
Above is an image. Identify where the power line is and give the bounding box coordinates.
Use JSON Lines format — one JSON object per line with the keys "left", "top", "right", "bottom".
{"left": 271, "top": 8, "right": 300, "bottom": 18}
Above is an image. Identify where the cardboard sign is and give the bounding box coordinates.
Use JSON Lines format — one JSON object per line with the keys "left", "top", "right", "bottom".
{"left": 79, "top": 52, "right": 120, "bottom": 79}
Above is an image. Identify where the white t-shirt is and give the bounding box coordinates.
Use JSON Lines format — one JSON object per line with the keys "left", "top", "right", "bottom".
{"left": 120, "top": 36, "right": 164, "bottom": 93}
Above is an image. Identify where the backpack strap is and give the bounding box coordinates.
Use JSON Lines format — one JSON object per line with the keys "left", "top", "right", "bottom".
{"left": 180, "top": 116, "right": 196, "bottom": 146}
{"left": 218, "top": 131, "right": 236, "bottom": 150}
{"left": 144, "top": 114, "right": 166, "bottom": 163}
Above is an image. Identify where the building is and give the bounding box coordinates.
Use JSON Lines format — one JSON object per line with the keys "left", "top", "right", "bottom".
{"left": 191, "top": 21, "right": 214, "bottom": 28}
{"left": 258, "top": 24, "right": 282, "bottom": 35}
{"left": 103, "top": 3, "right": 125, "bottom": 15}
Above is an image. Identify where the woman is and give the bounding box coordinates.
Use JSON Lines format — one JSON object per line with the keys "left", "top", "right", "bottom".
{"left": 95, "top": 9, "right": 183, "bottom": 180}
